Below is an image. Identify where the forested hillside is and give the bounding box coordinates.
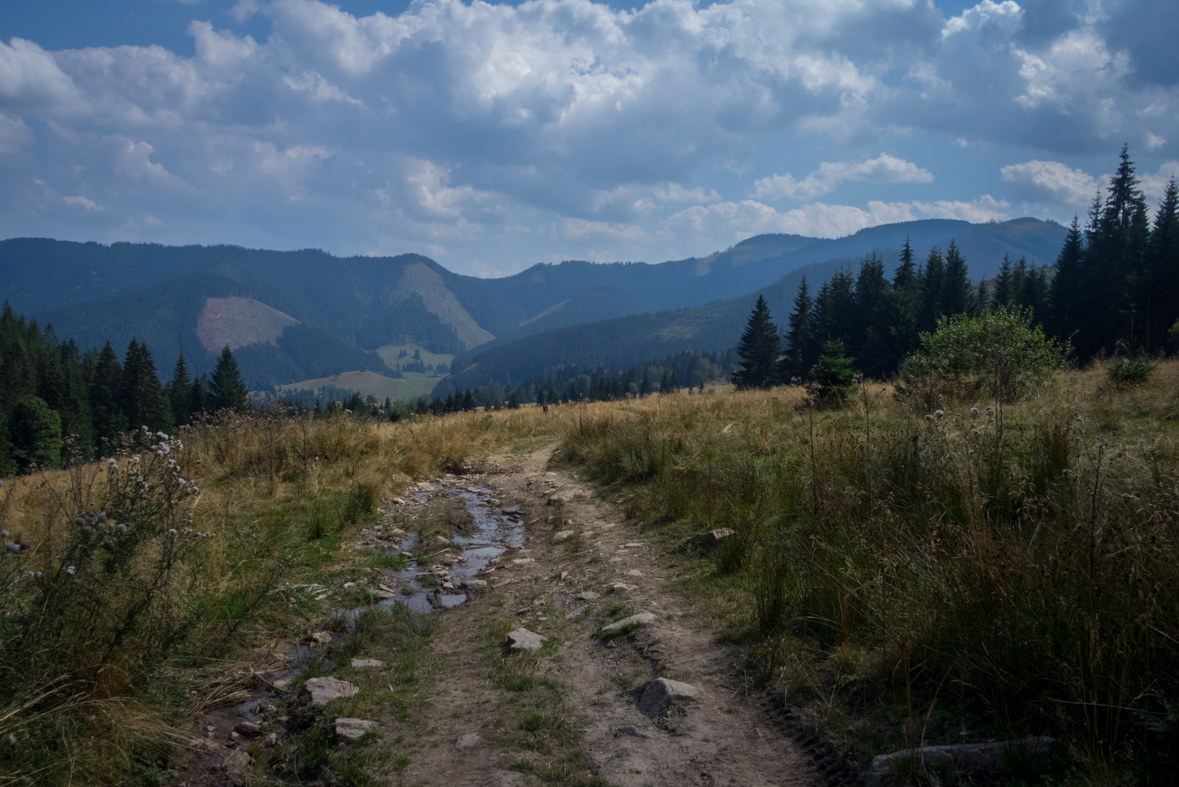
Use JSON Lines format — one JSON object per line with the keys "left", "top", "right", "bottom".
{"left": 0, "top": 217, "right": 1065, "bottom": 396}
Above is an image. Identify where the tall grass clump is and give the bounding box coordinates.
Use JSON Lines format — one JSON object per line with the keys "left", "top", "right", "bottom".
{"left": 0, "top": 429, "right": 209, "bottom": 780}
{"left": 559, "top": 361, "right": 1179, "bottom": 778}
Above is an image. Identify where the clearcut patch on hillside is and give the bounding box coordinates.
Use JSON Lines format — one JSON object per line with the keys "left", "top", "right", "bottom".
{"left": 196, "top": 296, "right": 298, "bottom": 352}
{"left": 274, "top": 370, "right": 436, "bottom": 402}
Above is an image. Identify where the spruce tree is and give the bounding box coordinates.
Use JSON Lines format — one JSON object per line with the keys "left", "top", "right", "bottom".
{"left": 732, "top": 295, "right": 780, "bottom": 389}
{"left": 1050, "top": 217, "right": 1085, "bottom": 341}
{"left": 783, "top": 278, "right": 816, "bottom": 380}
{"left": 938, "top": 241, "right": 974, "bottom": 317}
{"left": 120, "top": 339, "right": 171, "bottom": 433}
{"left": 1150, "top": 178, "right": 1179, "bottom": 351}
{"left": 210, "top": 346, "right": 249, "bottom": 413}
{"left": 169, "top": 352, "right": 192, "bottom": 426}
{"left": 994, "top": 254, "right": 1014, "bottom": 307}
{"left": 920, "top": 248, "right": 945, "bottom": 331}
{"left": 89, "top": 341, "right": 128, "bottom": 447}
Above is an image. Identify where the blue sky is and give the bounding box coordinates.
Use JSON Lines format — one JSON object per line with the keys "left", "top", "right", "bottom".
{"left": 2, "top": 0, "right": 1177, "bottom": 276}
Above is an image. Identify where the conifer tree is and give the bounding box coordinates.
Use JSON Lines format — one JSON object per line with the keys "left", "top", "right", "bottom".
{"left": 783, "top": 278, "right": 816, "bottom": 380}
{"left": 994, "top": 254, "right": 1014, "bottom": 306}
{"left": 120, "top": 339, "right": 172, "bottom": 433}
{"left": 1050, "top": 217, "right": 1085, "bottom": 341}
{"left": 169, "top": 352, "right": 192, "bottom": 426}
{"left": 732, "top": 295, "right": 780, "bottom": 389}
{"left": 89, "top": 341, "right": 128, "bottom": 447}
{"left": 210, "top": 346, "right": 249, "bottom": 413}
{"left": 920, "top": 248, "right": 945, "bottom": 331}
{"left": 939, "top": 241, "right": 975, "bottom": 317}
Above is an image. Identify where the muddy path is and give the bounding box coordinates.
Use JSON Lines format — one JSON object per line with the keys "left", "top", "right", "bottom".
{"left": 384, "top": 440, "right": 820, "bottom": 787}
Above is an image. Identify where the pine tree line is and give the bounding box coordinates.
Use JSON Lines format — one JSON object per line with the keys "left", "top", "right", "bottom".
{"left": 1049, "top": 146, "right": 1179, "bottom": 358}
{"left": 736, "top": 148, "right": 1178, "bottom": 388}
{"left": 0, "top": 304, "right": 250, "bottom": 473}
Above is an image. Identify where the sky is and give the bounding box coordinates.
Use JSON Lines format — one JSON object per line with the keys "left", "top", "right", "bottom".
{"left": 1, "top": 0, "right": 1177, "bottom": 277}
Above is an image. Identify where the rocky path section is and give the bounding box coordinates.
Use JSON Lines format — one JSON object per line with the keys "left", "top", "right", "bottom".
{"left": 390, "top": 442, "right": 818, "bottom": 787}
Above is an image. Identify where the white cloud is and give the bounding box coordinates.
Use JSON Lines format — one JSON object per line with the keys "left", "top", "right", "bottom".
{"left": 943, "top": 0, "right": 1022, "bottom": 38}
{"left": 0, "top": 0, "right": 1175, "bottom": 271}
{"left": 751, "top": 154, "right": 933, "bottom": 201}
{"left": 63, "top": 194, "right": 102, "bottom": 210}
{"left": 1140, "top": 162, "right": 1179, "bottom": 203}
{"left": 664, "top": 195, "right": 1008, "bottom": 242}
{"left": 1001, "top": 160, "right": 1099, "bottom": 206}
{"left": 0, "top": 111, "right": 33, "bottom": 154}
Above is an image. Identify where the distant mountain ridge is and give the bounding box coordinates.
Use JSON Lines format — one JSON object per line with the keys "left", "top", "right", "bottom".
{"left": 0, "top": 217, "right": 1066, "bottom": 393}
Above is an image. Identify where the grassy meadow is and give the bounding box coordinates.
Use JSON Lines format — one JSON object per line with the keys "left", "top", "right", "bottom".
{"left": 0, "top": 404, "right": 576, "bottom": 785}
{"left": 559, "top": 364, "right": 1179, "bottom": 783}
{"left": 3, "top": 358, "right": 1179, "bottom": 784}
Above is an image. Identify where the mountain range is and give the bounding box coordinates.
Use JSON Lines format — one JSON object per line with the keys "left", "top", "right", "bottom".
{"left": 0, "top": 217, "right": 1067, "bottom": 397}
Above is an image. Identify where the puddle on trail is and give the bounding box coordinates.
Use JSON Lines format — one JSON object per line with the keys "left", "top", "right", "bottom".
{"left": 371, "top": 484, "right": 524, "bottom": 616}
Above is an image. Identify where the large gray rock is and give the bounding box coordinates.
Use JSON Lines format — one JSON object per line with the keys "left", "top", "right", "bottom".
{"left": 304, "top": 677, "right": 359, "bottom": 705}
{"left": 506, "top": 628, "right": 545, "bottom": 653}
{"left": 600, "top": 612, "right": 656, "bottom": 634}
{"left": 638, "top": 678, "right": 699, "bottom": 718}
{"left": 864, "top": 737, "right": 1056, "bottom": 787}
{"left": 335, "top": 718, "right": 377, "bottom": 743}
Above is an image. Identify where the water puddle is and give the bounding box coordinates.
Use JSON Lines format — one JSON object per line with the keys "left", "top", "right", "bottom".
{"left": 369, "top": 483, "right": 524, "bottom": 616}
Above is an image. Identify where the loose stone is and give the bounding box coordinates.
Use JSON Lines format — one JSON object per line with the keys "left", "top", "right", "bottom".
{"left": 637, "top": 678, "right": 699, "bottom": 718}
{"left": 334, "top": 718, "right": 377, "bottom": 743}
{"left": 351, "top": 658, "right": 383, "bottom": 668}
{"left": 506, "top": 627, "right": 545, "bottom": 653}
{"left": 304, "top": 677, "right": 359, "bottom": 705}
{"left": 600, "top": 612, "right": 656, "bottom": 634}
{"left": 455, "top": 732, "right": 480, "bottom": 749}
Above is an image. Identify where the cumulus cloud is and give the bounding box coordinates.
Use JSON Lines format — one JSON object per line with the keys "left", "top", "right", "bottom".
{"left": 1001, "top": 160, "right": 1099, "bottom": 206}
{"left": 751, "top": 154, "right": 934, "bottom": 201}
{"left": 0, "top": 0, "right": 1175, "bottom": 271}
{"left": 664, "top": 195, "right": 1009, "bottom": 242}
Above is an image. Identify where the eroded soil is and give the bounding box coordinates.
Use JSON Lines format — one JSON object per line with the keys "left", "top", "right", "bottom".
{"left": 386, "top": 442, "right": 818, "bottom": 787}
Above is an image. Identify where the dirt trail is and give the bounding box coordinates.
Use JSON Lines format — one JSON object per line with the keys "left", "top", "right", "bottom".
{"left": 391, "top": 441, "right": 819, "bottom": 787}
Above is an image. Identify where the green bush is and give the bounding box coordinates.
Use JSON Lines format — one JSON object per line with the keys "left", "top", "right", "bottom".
{"left": 811, "top": 339, "right": 857, "bottom": 407}
{"left": 1108, "top": 337, "right": 1155, "bottom": 388}
{"left": 900, "top": 306, "right": 1069, "bottom": 414}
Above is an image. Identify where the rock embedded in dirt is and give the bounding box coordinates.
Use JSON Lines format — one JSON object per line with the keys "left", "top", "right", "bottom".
{"left": 511, "top": 558, "right": 535, "bottom": 565}
{"left": 271, "top": 677, "right": 293, "bottom": 691}
{"left": 864, "top": 737, "right": 1056, "bottom": 787}
{"left": 334, "top": 717, "right": 378, "bottom": 743}
{"left": 626, "top": 569, "right": 644, "bottom": 577}
{"left": 351, "top": 658, "right": 383, "bottom": 668}
{"left": 223, "top": 749, "right": 252, "bottom": 784}
{"left": 308, "top": 631, "right": 333, "bottom": 645}
{"left": 506, "top": 627, "right": 545, "bottom": 653}
{"left": 462, "top": 579, "right": 487, "bottom": 589}
{"left": 304, "top": 677, "right": 360, "bottom": 705}
{"left": 637, "top": 677, "right": 699, "bottom": 718}
{"left": 577, "top": 591, "right": 600, "bottom": 601}
{"left": 432, "top": 536, "right": 452, "bottom": 546}
{"left": 553, "top": 530, "right": 574, "bottom": 541}
{"left": 600, "top": 612, "right": 656, "bottom": 634}
{"left": 455, "top": 732, "right": 480, "bottom": 749}
{"left": 610, "top": 583, "right": 635, "bottom": 592}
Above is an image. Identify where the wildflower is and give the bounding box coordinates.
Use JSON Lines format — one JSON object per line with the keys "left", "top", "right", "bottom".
{"left": 970, "top": 407, "right": 978, "bottom": 417}
{"left": 74, "top": 517, "right": 86, "bottom": 526}
{"left": 6, "top": 543, "right": 26, "bottom": 554}
{"left": 934, "top": 409, "right": 945, "bottom": 420}
{"left": 116, "top": 523, "right": 129, "bottom": 534}
{"left": 168, "top": 529, "right": 177, "bottom": 537}
{"left": 156, "top": 431, "right": 168, "bottom": 441}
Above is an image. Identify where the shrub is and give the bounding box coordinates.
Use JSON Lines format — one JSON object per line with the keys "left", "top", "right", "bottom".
{"left": 1107, "top": 337, "right": 1155, "bottom": 388}
{"left": 899, "top": 306, "right": 1069, "bottom": 416}
{"left": 810, "top": 339, "right": 857, "bottom": 407}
